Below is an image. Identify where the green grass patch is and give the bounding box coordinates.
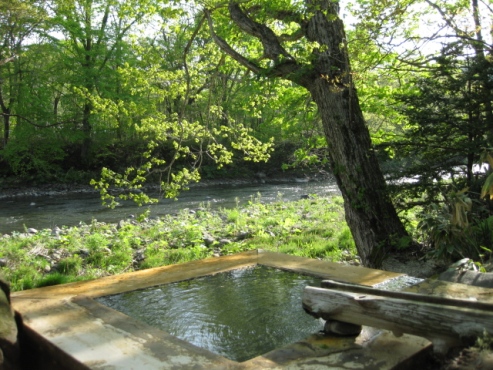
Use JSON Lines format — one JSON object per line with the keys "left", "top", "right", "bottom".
{"left": 36, "top": 272, "right": 77, "bottom": 288}
{"left": 0, "top": 196, "right": 360, "bottom": 292}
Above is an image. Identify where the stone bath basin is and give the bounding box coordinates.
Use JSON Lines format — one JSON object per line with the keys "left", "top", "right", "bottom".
{"left": 12, "top": 250, "right": 432, "bottom": 369}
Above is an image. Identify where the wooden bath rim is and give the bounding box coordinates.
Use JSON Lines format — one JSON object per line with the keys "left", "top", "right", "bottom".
{"left": 11, "top": 250, "right": 434, "bottom": 369}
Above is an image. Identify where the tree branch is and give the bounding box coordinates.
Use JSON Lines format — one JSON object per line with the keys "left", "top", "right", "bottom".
{"left": 2, "top": 113, "right": 79, "bottom": 128}
{"left": 424, "top": 0, "right": 474, "bottom": 42}
{"left": 205, "top": 5, "right": 304, "bottom": 84}
{"left": 204, "top": 9, "right": 263, "bottom": 74}
{"left": 182, "top": 14, "right": 206, "bottom": 117}
{"left": 0, "top": 56, "right": 17, "bottom": 66}
{"left": 278, "top": 28, "right": 305, "bottom": 42}
{"left": 228, "top": 2, "right": 293, "bottom": 61}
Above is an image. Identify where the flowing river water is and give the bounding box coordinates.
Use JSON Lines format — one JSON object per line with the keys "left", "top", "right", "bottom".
{"left": 0, "top": 180, "right": 340, "bottom": 234}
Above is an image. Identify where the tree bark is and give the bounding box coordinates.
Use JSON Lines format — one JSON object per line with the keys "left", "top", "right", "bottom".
{"left": 304, "top": 6, "right": 408, "bottom": 267}
{"left": 1, "top": 109, "right": 9, "bottom": 148}
{"left": 206, "top": 1, "right": 409, "bottom": 267}
{"left": 310, "top": 80, "right": 407, "bottom": 267}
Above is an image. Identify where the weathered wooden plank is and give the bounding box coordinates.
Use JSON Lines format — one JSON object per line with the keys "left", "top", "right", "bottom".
{"left": 12, "top": 250, "right": 259, "bottom": 300}
{"left": 302, "top": 286, "right": 493, "bottom": 353}
{"left": 258, "top": 250, "right": 402, "bottom": 286}
{"left": 320, "top": 279, "right": 493, "bottom": 311}
{"left": 406, "top": 278, "right": 493, "bottom": 303}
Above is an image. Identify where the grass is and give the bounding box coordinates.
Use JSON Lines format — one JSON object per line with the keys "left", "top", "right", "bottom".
{"left": 0, "top": 195, "right": 357, "bottom": 292}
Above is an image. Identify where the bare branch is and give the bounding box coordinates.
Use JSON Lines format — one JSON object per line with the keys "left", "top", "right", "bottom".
{"left": 247, "top": 6, "right": 306, "bottom": 42}
{"left": 271, "top": 9, "right": 304, "bottom": 24}
{"left": 204, "top": 7, "right": 303, "bottom": 83}
{"left": 480, "top": 0, "right": 493, "bottom": 14}
{"left": 425, "top": 0, "right": 474, "bottom": 43}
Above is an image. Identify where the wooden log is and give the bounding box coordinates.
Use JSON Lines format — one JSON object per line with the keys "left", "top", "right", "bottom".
{"left": 302, "top": 285, "right": 493, "bottom": 353}
{"left": 320, "top": 279, "right": 493, "bottom": 311}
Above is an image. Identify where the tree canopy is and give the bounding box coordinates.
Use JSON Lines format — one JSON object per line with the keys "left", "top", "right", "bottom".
{"left": 1, "top": 0, "right": 492, "bottom": 266}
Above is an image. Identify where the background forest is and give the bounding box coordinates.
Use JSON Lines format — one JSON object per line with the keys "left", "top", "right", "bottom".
{"left": 1, "top": 0, "right": 493, "bottom": 265}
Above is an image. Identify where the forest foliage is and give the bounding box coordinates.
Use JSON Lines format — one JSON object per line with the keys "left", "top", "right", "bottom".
{"left": 1, "top": 0, "right": 492, "bottom": 264}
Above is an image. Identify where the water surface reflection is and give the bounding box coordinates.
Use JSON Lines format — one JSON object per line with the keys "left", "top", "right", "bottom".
{"left": 97, "top": 265, "right": 324, "bottom": 362}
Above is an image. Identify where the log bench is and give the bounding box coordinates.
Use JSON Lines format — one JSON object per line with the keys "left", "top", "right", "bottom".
{"left": 302, "top": 279, "right": 493, "bottom": 354}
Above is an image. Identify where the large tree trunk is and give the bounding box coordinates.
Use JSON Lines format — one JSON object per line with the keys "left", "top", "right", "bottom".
{"left": 310, "top": 80, "right": 408, "bottom": 267}
{"left": 304, "top": 6, "right": 409, "bottom": 267}
{"left": 206, "top": 1, "right": 409, "bottom": 267}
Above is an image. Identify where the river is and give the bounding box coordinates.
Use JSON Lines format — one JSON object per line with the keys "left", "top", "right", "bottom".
{"left": 0, "top": 180, "right": 340, "bottom": 234}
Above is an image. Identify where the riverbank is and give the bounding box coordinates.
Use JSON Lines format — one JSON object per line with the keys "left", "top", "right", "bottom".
{"left": 0, "top": 196, "right": 355, "bottom": 291}
{"left": 0, "top": 170, "right": 334, "bottom": 200}
{"left": 1, "top": 195, "right": 489, "bottom": 370}
{"left": 0, "top": 175, "right": 340, "bottom": 236}
{"left": 2, "top": 179, "right": 492, "bottom": 369}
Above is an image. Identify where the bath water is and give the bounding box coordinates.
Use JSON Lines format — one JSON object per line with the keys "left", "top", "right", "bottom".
{"left": 97, "top": 265, "right": 323, "bottom": 362}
